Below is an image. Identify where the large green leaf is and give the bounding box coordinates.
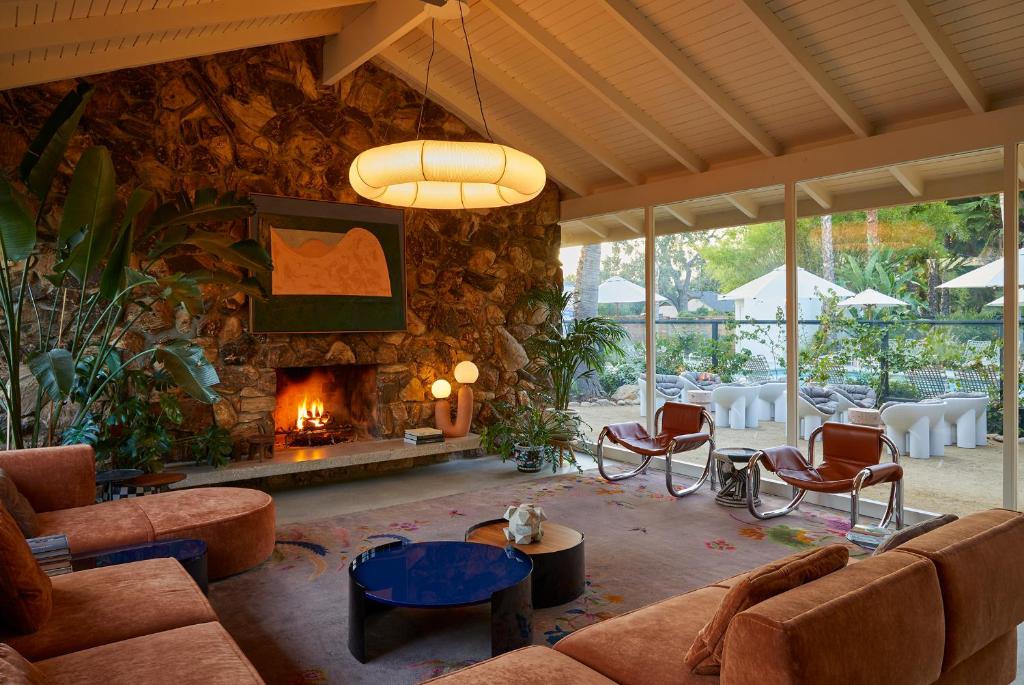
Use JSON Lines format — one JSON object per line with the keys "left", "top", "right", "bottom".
{"left": 154, "top": 340, "right": 220, "bottom": 404}
{"left": 0, "top": 177, "right": 37, "bottom": 261}
{"left": 59, "top": 145, "right": 116, "bottom": 245}
{"left": 149, "top": 190, "right": 254, "bottom": 231}
{"left": 19, "top": 83, "right": 94, "bottom": 202}
{"left": 99, "top": 188, "right": 152, "bottom": 300}
{"left": 157, "top": 274, "right": 203, "bottom": 315}
{"left": 183, "top": 232, "right": 273, "bottom": 273}
{"left": 28, "top": 349, "right": 75, "bottom": 402}
{"left": 191, "top": 270, "right": 268, "bottom": 299}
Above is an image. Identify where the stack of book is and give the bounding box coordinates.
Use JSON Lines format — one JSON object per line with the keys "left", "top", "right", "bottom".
{"left": 404, "top": 427, "right": 444, "bottom": 445}
{"left": 846, "top": 524, "right": 891, "bottom": 550}
{"left": 28, "top": 534, "right": 72, "bottom": 576}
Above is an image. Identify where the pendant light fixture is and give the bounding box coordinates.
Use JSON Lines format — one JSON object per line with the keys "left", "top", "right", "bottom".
{"left": 349, "top": 3, "right": 546, "bottom": 210}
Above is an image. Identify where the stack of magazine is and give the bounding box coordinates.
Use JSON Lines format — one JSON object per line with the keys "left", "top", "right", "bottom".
{"left": 846, "top": 524, "right": 891, "bottom": 550}
{"left": 28, "top": 534, "right": 72, "bottom": 576}
{"left": 405, "top": 427, "right": 444, "bottom": 445}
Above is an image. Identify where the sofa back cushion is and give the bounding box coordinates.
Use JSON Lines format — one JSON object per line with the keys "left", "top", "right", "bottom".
{"left": 721, "top": 551, "right": 944, "bottom": 685}
{"left": 0, "top": 470, "right": 38, "bottom": 537}
{"left": 0, "top": 643, "right": 49, "bottom": 685}
{"left": 0, "top": 446, "right": 95, "bottom": 512}
{"left": 895, "top": 508, "right": 1024, "bottom": 671}
{"left": 684, "top": 544, "right": 849, "bottom": 675}
{"left": 0, "top": 505, "right": 52, "bottom": 634}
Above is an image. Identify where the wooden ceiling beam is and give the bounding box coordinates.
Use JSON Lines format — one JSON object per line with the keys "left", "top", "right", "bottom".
{"left": 888, "top": 165, "right": 926, "bottom": 197}
{"left": 798, "top": 180, "right": 834, "bottom": 210}
{"left": 482, "top": 0, "right": 707, "bottom": 173}
{"left": 893, "top": 0, "right": 987, "bottom": 115}
{"left": 429, "top": 25, "right": 644, "bottom": 185}
{"left": 577, "top": 220, "right": 610, "bottom": 239}
{"left": 612, "top": 213, "right": 643, "bottom": 234}
{"left": 376, "top": 47, "right": 592, "bottom": 196}
{"left": 725, "top": 192, "right": 759, "bottom": 219}
{"left": 663, "top": 204, "right": 697, "bottom": 227}
{"left": 734, "top": 0, "right": 872, "bottom": 138}
{"left": 598, "top": 0, "right": 780, "bottom": 157}
{"left": 322, "top": 0, "right": 430, "bottom": 85}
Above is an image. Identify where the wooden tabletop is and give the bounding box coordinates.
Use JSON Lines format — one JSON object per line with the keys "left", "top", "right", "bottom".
{"left": 467, "top": 520, "right": 583, "bottom": 555}
{"left": 125, "top": 472, "right": 187, "bottom": 488}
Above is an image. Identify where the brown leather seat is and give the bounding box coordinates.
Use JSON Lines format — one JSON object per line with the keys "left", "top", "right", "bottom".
{"left": 597, "top": 402, "right": 715, "bottom": 497}
{"left": 749, "top": 423, "right": 904, "bottom": 528}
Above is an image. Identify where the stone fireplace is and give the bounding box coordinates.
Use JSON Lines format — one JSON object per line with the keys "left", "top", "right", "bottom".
{"left": 273, "top": 365, "right": 380, "bottom": 447}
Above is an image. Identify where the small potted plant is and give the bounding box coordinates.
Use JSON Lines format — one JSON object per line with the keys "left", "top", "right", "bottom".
{"left": 480, "top": 400, "right": 584, "bottom": 473}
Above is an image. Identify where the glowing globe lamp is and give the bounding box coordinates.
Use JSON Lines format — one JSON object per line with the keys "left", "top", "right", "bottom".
{"left": 453, "top": 360, "right": 479, "bottom": 384}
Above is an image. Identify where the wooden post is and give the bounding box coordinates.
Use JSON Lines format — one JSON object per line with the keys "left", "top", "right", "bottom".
{"left": 1003, "top": 142, "right": 1019, "bottom": 510}
{"left": 785, "top": 183, "right": 799, "bottom": 446}
{"left": 644, "top": 206, "right": 657, "bottom": 434}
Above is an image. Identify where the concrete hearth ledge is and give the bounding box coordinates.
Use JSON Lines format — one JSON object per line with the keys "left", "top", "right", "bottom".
{"left": 171, "top": 434, "right": 481, "bottom": 488}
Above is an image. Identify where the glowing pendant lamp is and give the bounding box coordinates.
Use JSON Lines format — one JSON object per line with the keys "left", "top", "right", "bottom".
{"left": 349, "top": 9, "right": 546, "bottom": 210}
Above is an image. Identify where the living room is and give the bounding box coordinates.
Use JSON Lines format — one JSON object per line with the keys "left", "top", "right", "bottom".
{"left": 1, "top": 1, "right": 1024, "bottom": 683}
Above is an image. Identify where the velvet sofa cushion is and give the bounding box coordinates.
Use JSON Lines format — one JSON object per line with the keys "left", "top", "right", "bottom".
{"left": 684, "top": 544, "right": 849, "bottom": 675}
{"left": 421, "top": 646, "right": 616, "bottom": 684}
{"left": 873, "top": 513, "right": 958, "bottom": 555}
{"left": 894, "top": 508, "right": 1024, "bottom": 671}
{"left": 34, "top": 499, "right": 155, "bottom": 556}
{"left": 0, "top": 643, "right": 50, "bottom": 685}
{"left": 554, "top": 585, "right": 728, "bottom": 685}
{"left": 35, "top": 622, "right": 265, "bottom": 685}
{"left": 0, "top": 447, "right": 95, "bottom": 513}
{"left": 721, "top": 550, "right": 945, "bottom": 685}
{"left": 0, "top": 469, "right": 38, "bottom": 537}
{"left": 0, "top": 505, "right": 52, "bottom": 635}
{"left": 2, "top": 557, "right": 217, "bottom": 661}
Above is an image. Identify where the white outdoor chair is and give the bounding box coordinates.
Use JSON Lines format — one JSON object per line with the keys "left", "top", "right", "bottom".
{"left": 828, "top": 384, "right": 877, "bottom": 423}
{"left": 795, "top": 385, "right": 837, "bottom": 439}
{"left": 880, "top": 400, "right": 947, "bottom": 459}
{"left": 934, "top": 393, "right": 988, "bottom": 449}
{"left": 755, "top": 381, "right": 786, "bottom": 422}
{"left": 711, "top": 383, "right": 761, "bottom": 429}
{"left": 638, "top": 373, "right": 685, "bottom": 418}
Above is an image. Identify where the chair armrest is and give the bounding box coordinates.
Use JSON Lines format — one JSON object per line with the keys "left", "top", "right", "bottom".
{"left": 0, "top": 445, "right": 96, "bottom": 512}
{"left": 670, "top": 432, "right": 711, "bottom": 452}
{"left": 859, "top": 463, "right": 903, "bottom": 487}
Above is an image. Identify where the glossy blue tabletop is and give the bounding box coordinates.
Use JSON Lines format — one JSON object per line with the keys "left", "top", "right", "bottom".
{"left": 350, "top": 541, "right": 532, "bottom": 608}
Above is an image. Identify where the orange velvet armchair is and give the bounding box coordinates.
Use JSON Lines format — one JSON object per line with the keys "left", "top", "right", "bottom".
{"left": 596, "top": 401, "right": 715, "bottom": 497}
{"left": 747, "top": 422, "right": 904, "bottom": 529}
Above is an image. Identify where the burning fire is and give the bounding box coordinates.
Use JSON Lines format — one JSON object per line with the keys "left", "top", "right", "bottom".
{"left": 296, "top": 396, "right": 328, "bottom": 430}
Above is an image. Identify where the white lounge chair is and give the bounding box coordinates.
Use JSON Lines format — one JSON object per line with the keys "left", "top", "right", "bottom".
{"left": 880, "top": 400, "right": 947, "bottom": 459}
{"left": 638, "top": 373, "right": 685, "bottom": 417}
{"left": 755, "top": 381, "right": 786, "bottom": 422}
{"left": 934, "top": 392, "right": 988, "bottom": 449}
{"left": 711, "top": 383, "right": 761, "bottom": 429}
{"left": 795, "top": 385, "right": 837, "bottom": 439}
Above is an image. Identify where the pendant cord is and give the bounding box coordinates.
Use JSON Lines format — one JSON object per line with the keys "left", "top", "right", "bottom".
{"left": 415, "top": 18, "right": 437, "bottom": 141}
{"left": 459, "top": 1, "right": 492, "bottom": 142}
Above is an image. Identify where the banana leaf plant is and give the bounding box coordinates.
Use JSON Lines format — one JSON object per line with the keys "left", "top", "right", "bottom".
{"left": 0, "top": 83, "right": 271, "bottom": 449}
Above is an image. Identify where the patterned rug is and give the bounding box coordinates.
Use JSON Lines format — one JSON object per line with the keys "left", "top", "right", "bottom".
{"left": 209, "top": 470, "right": 865, "bottom": 684}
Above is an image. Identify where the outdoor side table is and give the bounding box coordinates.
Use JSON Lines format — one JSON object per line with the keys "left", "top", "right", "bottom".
{"left": 848, "top": 408, "right": 881, "bottom": 427}
{"left": 712, "top": 447, "right": 761, "bottom": 508}
{"left": 686, "top": 389, "right": 712, "bottom": 408}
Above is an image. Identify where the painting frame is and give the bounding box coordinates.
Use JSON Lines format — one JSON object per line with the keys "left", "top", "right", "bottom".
{"left": 248, "top": 194, "right": 406, "bottom": 334}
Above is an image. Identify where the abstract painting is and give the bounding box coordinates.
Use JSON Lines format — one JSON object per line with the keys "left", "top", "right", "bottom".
{"left": 249, "top": 195, "right": 406, "bottom": 333}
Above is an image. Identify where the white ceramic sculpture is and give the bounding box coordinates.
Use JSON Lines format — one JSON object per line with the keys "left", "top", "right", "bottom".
{"left": 503, "top": 504, "right": 547, "bottom": 544}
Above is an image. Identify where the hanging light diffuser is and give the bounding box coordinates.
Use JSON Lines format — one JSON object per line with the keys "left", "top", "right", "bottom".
{"left": 349, "top": 6, "right": 546, "bottom": 210}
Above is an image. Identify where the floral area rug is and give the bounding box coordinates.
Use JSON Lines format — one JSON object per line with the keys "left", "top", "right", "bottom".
{"left": 209, "top": 470, "right": 864, "bottom": 685}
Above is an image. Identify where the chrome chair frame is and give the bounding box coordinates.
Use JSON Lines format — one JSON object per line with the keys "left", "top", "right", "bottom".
{"left": 746, "top": 426, "right": 904, "bottom": 529}
{"left": 595, "top": 404, "right": 716, "bottom": 498}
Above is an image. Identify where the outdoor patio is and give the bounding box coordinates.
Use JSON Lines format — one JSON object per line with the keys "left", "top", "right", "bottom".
{"left": 572, "top": 402, "right": 1004, "bottom": 516}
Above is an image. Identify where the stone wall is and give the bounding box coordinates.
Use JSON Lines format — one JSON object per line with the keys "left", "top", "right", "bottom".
{"left": 0, "top": 40, "right": 562, "bottom": 446}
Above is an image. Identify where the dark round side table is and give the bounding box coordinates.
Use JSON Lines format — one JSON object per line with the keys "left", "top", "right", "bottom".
{"left": 712, "top": 447, "right": 762, "bottom": 508}
{"left": 94, "top": 468, "right": 144, "bottom": 502}
{"left": 466, "top": 519, "right": 585, "bottom": 608}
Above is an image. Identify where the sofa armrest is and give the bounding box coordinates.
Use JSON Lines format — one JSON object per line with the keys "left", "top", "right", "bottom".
{"left": 0, "top": 445, "right": 96, "bottom": 512}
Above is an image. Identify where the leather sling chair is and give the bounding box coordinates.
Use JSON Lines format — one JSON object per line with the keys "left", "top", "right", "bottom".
{"left": 746, "top": 422, "right": 904, "bottom": 529}
{"left": 596, "top": 401, "right": 715, "bottom": 497}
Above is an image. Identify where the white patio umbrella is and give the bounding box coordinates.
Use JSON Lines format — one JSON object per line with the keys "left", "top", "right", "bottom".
{"left": 938, "top": 248, "right": 1024, "bottom": 289}
{"left": 838, "top": 288, "right": 908, "bottom": 308}
{"left": 598, "top": 276, "right": 668, "bottom": 304}
{"left": 985, "top": 289, "right": 1024, "bottom": 307}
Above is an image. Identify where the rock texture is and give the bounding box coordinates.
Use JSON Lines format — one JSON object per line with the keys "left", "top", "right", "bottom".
{"left": 0, "top": 40, "right": 562, "bottom": 447}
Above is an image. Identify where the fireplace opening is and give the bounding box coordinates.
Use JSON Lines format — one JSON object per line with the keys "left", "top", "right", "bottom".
{"left": 274, "top": 365, "right": 380, "bottom": 447}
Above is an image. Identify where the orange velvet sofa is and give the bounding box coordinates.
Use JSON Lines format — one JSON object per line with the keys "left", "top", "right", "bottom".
{"left": 424, "top": 509, "right": 1024, "bottom": 685}
{"left": 0, "top": 445, "right": 275, "bottom": 579}
{"left": 4, "top": 557, "right": 264, "bottom": 683}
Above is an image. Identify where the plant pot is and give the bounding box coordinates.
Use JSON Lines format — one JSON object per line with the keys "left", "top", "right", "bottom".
{"left": 513, "top": 444, "right": 545, "bottom": 473}
{"left": 544, "top": 408, "right": 579, "bottom": 442}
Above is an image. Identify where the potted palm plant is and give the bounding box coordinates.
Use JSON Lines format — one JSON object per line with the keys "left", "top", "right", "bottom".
{"left": 480, "top": 400, "right": 584, "bottom": 473}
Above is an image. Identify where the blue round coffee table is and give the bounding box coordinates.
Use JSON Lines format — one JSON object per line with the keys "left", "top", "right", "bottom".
{"left": 348, "top": 540, "right": 533, "bottom": 662}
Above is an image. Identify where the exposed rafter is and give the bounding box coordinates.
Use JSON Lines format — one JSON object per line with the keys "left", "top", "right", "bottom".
{"left": 0, "top": 0, "right": 366, "bottom": 53}
{"left": 889, "top": 165, "right": 925, "bottom": 197}
{"left": 599, "top": 0, "right": 780, "bottom": 157}
{"left": 376, "top": 47, "right": 591, "bottom": 196}
{"left": 893, "top": 0, "right": 987, "bottom": 115}
{"left": 0, "top": 11, "right": 347, "bottom": 91}
{"left": 482, "top": 0, "right": 707, "bottom": 173}
{"left": 612, "top": 213, "right": 643, "bottom": 234}
{"left": 725, "top": 192, "right": 759, "bottom": 219}
{"left": 577, "top": 220, "right": 609, "bottom": 239}
{"left": 799, "top": 180, "right": 833, "bottom": 210}
{"left": 429, "top": 25, "right": 643, "bottom": 186}
{"left": 664, "top": 205, "right": 696, "bottom": 227}
{"left": 322, "top": 0, "right": 429, "bottom": 85}
{"left": 734, "top": 0, "right": 872, "bottom": 138}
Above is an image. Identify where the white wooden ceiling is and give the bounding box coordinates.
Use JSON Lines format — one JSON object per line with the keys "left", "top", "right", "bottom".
{"left": 3, "top": 0, "right": 1024, "bottom": 246}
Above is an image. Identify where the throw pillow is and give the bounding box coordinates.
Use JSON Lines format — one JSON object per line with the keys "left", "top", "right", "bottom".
{"left": 872, "top": 514, "right": 959, "bottom": 556}
{"left": 0, "top": 469, "right": 38, "bottom": 537}
{"left": 684, "top": 544, "right": 849, "bottom": 675}
{"left": 0, "top": 644, "right": 49, "bottom": 685}
{"left": 0, "top": 504, "right": 52, "bottom": 634}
